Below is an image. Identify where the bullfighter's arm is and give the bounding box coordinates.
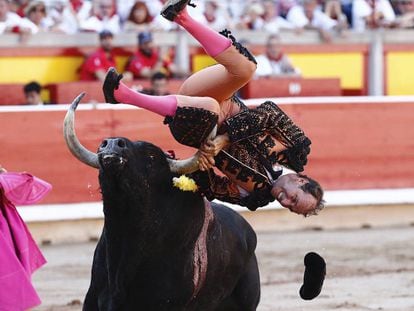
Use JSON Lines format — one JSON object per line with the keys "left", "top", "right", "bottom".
{"left": 191, "top": 169, "right": 274, "bottom": 211}
{"left": 220, "top": 101, "right": 311, "bottom": 172}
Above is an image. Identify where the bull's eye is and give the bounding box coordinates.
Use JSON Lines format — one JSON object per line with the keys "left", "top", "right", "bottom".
{"left": 101, "top": 140, "right": 108, "bottom": 148}
{"left": 117, "top": 140, "right": 126, "bottom": 148}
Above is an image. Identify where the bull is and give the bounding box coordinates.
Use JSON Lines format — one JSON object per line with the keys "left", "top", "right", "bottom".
{"left": 63, "top": 94, "right": 261, "bottom": 310}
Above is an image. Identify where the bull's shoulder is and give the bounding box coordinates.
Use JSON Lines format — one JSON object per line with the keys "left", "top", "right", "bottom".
{"left": 210, "top": 202, "right": 257, "bottom": 251}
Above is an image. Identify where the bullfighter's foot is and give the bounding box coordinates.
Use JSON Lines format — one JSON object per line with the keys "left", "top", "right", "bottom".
{"left": 103, "top": 67, "right": 123, "bottom": 104}
{"left": 161, "top": 0, "right": 196, "bottom": 21}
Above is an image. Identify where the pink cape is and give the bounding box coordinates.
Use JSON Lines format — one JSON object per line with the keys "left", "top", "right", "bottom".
{"left": 0, "top": 172, "right": 51, "bottom": 311}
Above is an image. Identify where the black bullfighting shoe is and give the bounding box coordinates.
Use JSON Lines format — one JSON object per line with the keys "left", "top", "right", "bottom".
{"left": 161, "top": 0, "right": 196, "bottom": 21}
{"left": 102, "top": 67, "right": 123, "bottom": 104}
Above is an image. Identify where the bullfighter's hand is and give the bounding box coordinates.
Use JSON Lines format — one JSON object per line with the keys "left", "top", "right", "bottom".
{"left": 201, "top": 134, "right": 230, "bottom": 157}
{"left": 198, "top": 152, "right": 215, "bottom": 171}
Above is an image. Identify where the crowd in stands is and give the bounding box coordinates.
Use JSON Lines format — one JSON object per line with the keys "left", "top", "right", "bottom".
{"left": 78, "top": 29, "right": 189, "bottom": 81}
{"left": 1, "top": 0, "right": 413, "bottom": 104}
{"left": 0, "top": 0, "right": 413, "bottom": 39}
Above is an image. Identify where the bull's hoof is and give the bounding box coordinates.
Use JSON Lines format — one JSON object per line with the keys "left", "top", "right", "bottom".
{"left": 161, "top": 0, "right": 196, "bottom": 21}
{"left": 102, "top": 67, "right": 122, "bottom": 104}
{"left": 299, "top": 252, "right": 326, "bottom": 300}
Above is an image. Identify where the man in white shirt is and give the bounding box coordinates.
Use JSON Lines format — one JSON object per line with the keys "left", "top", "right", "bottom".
{"left": 255, "top": 34, "right": 301, "bottom": 78}
{"left": 352, "top": 0, "right": 396, "bottom": 32}
{"left": 287, "top": 0, "right": 341, "bottom": 41}
{"left": 0, "top": 0, "right": 36, "bottom": 34}
{"left": 80, "top": 0, "right": 121, "bottom": 34}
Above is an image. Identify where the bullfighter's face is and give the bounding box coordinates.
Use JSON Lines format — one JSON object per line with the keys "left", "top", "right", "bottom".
{"left": 271, "top": 173, "right": 317, "bottom": 216}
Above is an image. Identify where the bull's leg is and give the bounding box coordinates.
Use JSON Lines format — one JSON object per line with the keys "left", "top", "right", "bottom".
{"left": 162, "top": 0, "right": 257, "bottom": 103}
{"left": 216, "top": 255, "right": 261, "bottom": 311}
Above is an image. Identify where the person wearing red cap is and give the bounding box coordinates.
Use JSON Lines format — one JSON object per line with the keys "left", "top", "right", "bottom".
{"left": 122, "top": 31, "right": 178, "bottom": 81}
{"left": 79, "top": 30, "right": 116, "bottom": 81}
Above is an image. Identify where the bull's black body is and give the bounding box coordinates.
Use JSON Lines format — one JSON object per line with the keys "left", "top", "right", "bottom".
{"left": 83, "top": 137, "right": 260, "bottom": 311}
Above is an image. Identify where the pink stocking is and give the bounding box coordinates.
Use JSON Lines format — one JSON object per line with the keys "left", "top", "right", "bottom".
{"left": 114, "top": 82, "right": 177, "bottom": 117}
{"left": 174, "top": 8, "right": 231, "bottom": 57}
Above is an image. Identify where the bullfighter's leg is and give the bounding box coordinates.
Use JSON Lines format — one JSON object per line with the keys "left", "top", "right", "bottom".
{"left": 103, "top": 68, "right": 220, "bottom": 148}
{"left": 162, "top": 0, "right": 257, "bottom": 103}
{"left": 103, "top": 67, "right": 220, "bottom": 117}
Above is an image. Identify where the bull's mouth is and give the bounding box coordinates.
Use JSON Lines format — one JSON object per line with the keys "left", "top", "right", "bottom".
{"left": 99, "top": 153, "right": 127, "bottom": 167}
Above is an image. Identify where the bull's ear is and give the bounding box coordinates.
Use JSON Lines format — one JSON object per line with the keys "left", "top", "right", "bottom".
{"left": 63, "top": 93, "right": 100, "bottom": 169}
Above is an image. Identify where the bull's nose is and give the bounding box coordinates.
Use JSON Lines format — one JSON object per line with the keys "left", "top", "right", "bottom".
{"left": 99, "top": 138, "right": 127, "bottom": 153}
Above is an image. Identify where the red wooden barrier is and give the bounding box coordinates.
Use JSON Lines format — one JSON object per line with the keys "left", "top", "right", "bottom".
{"left": 0, "top": 99, "right": 413, "bottom": 204}
{"left": 0, "top": 84, "right": 27, "bottom": 105}
{"left": 240, "top": 78, "right": 342, "bottom": 98}
{"left": 45, "top": 80, "right": 185, "bottom": 104}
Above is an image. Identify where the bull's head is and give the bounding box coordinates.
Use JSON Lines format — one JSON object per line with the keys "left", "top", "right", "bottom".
{"left": 63, "top": 93, "right": 212, "bottom": 174}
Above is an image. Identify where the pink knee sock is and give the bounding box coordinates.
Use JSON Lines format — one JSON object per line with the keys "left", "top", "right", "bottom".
{"left": 114, "top": 82, "right": 177, "bottom": 117}
{"left": 175, "top": 8, "right": 231, "bottom": 57}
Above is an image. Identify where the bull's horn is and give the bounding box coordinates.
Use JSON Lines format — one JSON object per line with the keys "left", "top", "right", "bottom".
{"left": 63, "top": 93, "right": 100, "bottom": 169}
{"left": 167, "top": 126, "right": 217, "bottom": 174}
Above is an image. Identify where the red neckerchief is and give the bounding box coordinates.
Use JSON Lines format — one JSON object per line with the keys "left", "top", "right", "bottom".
{"left": 70, "top": 0, "right": 83, "bottom": 12}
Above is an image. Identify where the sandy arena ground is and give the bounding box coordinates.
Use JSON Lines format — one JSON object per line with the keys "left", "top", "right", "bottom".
{"left": 32, "top": 223, "right": 414, "bottom": 311}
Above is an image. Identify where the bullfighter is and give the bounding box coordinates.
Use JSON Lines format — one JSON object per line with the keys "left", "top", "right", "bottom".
{"left": 102, "top": 0, "right": 324, "bottom": 216}
{"left": 0, "top": 166, "right": 51, "bottom": 310}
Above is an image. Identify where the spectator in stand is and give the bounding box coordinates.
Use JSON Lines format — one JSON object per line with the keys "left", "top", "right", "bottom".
{"left": 278, "top": 0, "right": 298, "bottom": 19}
{"left": 123, "top": 1, "right": 153, "bottom": 32}
{"left": 80, "top": 0, "right": 121, "bottom": 34}
{"left": 9, "top": 0, "right": 29, "bottom": 17}
{"left": 141, "top": 71, "right": 170, "bottom": 96}
{"left": 394, "top": 0, "right": 414, "bottom": 28}
{"left": 69, "top": 0, "right": 93, "bottom": 23}
{"left": 123, "top": 31, "right": 183, "bottom": 81}
{"left": 48, "top": 0, "right": 79, "bottom": 34}
{"left": 352, "top": 0, "right": 396, "bottom": 31}
{"left": 79, "top": 30, "right": 116, "bottom": 81}
{"left": 199, "top": 1, "right": 229, "bottom": 31}
{"left": 323, "top": 0, "right": 349, "bottom": 27}
{"left": 340, "top": 0, "right": 353, "bottom": 26}
{"left": 136, "top": 0, "right": 177, "bottom": 31}
{"left": 0, "top": 0, "right": 35, "bottom": 35}
{"left": 262, "top": 0, "right": 295, "bottom": 33}
{"left": 23, "top": 1, "right": 53, "bottom": 33}
{"left": 286, "top": 0, "right": 343, "bottom": 41}
{"left": 115, "top": 0, "right": 134, "bottom": 22}
{"left": 47, "top": 0, "right": 92, "bottom": 34}
{"left": 237, "top": 2, "right": 265, "bottom": 30}
{"left": 23, "top": 81, "right": 53, "bottom": 105}
{"left": 255, "top": 34, "right": 301, "bottom": 78}
{"left": 225, "top": 0, "right": 250, "bottom": 25}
